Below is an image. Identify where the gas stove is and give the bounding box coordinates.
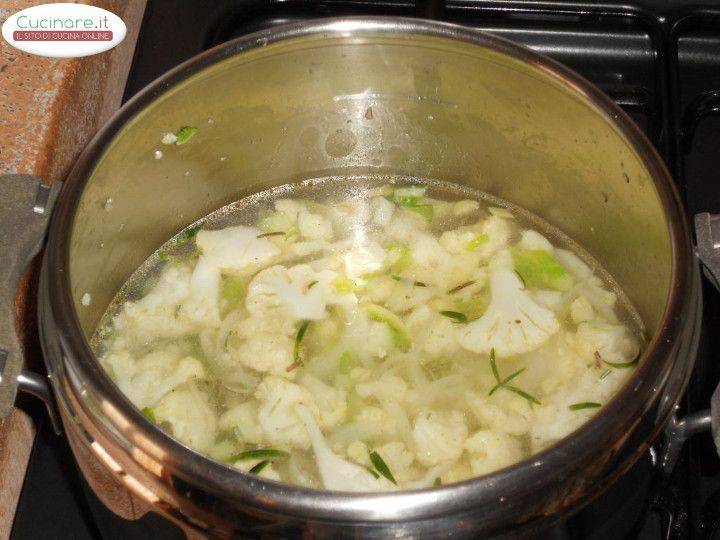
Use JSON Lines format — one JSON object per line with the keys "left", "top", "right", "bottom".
{"left": 11, "top": 1, "right": 720, "bottom": 538}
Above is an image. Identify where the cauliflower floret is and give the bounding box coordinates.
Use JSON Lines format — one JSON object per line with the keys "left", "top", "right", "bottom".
{"left": 412, "top": 410, "right": 468, "bottom": 467}
{"left": 374, "top": 441, "right": 415, "bottom": 483}
{"left": 356, "top": 375, "right": 408, "bottom": 403}
{"left": 113, "top": 265, "right": 195, "bottom": 343}
{"left": 344, "top": 241, "right": 386, "bottom": 281}
{"left": 570, "top": 296, "right": 594, "bottom": 324}
{"left": 233, "top": 458, "right": 282, "bottom": 481}
{"left": 439, "top": 227, "right": 480, "bottom": 255}
{"left": 299, "top": 374, "right": 347, "bottom": 429}
{"left": 223, "top": 315, "right": 296, "bottom": 378}
{"left": 154, "top": 383, "right": 217, "bottom": 453}
{"left": 346, "top": 440, "right": 371, "bottom": 466}
{"left": 298, "top": 206, "right": 334, "bottom": 241}
{"left": 274, "top": 199, "right": 302, "bottom": 222}
{"left": 246, "top": 264, "right": 346, "bottom": 320}
{"left": 255, "top": 376, "right": 319, "bottom": 450}
{"left": 465, "top": 391, "right": 533, "bottom": 436}
{"left": 383, "top": 279, "right": 435, "bottom": 313}
{"left": 196, "top": 225, "right": 280, "bottom": 271}
{"left": 109, "top": 347, "right": 205, "bottom": 409}
{"left": 459, "top": 267, "right": 560, "bottom": 357}
{"left": 338, "top": 308, "right": 395, "bottom": 362}
{"left": 473, "top": 215, "right": 512, "bottom": 261}
{"left": 454, "top": 199, "right": 479, "bottom": 217}
{"left": 218, "top": 401, "right": 263, "bottom": 444}
{"left": 371, "top": 196, "right": 395, "bottom": 227}
{"left": 296, "top": 404, "right": 394, "bottom": 491}
{"left": 353, "top": 406, "right": 399, "bottom": 441}
{"left": 179, "top": 226, "right": 281, "bottom": 328}
{"left": 386, "top": 209, "right": 428, "bottom": 243}
{"left": 180, "top": 257, "right": 222, "bottom": 327}
{"left": 406, "top": 306, "right": 461, "bottom": 357}
{"left": 573, "top": 321, "right": 638, "bottom": 363}
{"left": 465, "top": 430, "right": 523, "bottom": 476}
{"left": 519, "top": 230, "right": 553, "bottom": 252}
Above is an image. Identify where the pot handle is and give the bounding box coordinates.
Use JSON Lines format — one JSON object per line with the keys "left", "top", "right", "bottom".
{"left": 0, "top": 174, "right": 62, "bottom": 433}
{"left": 659, "top": 213, "right": 720, "bottom": 472}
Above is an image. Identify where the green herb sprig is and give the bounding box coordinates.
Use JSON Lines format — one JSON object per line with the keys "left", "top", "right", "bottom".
{"left": 440, "top": 310, "right": 468, "bottom": 324}
{"left": 487, "top": 348, "right": 541, "bottom": 405}
{"left": 598, "top": 348, "right": 642, "bottom": 369}
{"left": 369, "top": 450, "right": 396, "bottom": 484}
{"left": 287, "top": 321, "right": 311, "bottom": 372}
{"left": 568, "top": 402, "right": 601, "bottom": 411}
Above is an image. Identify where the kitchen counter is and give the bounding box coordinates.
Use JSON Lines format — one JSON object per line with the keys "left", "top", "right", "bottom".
{"left": 0, "top": 1, "right": 145, "bottom": 536}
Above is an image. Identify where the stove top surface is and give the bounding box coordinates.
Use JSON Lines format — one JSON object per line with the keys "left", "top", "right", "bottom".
{"left": 11, "top": 1, "right": 720, "bottom": 538}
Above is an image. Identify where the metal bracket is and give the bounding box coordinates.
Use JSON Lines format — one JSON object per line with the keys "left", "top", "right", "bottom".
{"left": 0, "top": 175, "right": 61, "bottom": 427}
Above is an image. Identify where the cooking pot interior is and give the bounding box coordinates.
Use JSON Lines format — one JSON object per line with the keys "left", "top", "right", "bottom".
{"left": 68, "top": 27, "right": 671, "bottom": 338}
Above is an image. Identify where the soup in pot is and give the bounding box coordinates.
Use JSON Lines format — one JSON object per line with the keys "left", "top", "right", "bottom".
{"left": 93, "top": 178, "right": 643, "bottom": 491}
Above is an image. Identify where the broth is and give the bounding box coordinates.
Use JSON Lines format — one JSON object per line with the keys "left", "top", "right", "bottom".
{"left": 92, "top": 176, "right": 643, "bottom": 491}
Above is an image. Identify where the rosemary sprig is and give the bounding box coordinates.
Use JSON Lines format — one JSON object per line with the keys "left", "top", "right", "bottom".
{"left": 249, "top": 460, "right": 270, "bottom": 474}
{"left": 232, "top": 449, "right": 290, "bottom": 460}
{"left": 487, "top": 348, "right": 541, "bottom": 405}
{"left": 569, "top": 402, "right": 601, "bottom": 411}
{"left": 598, "top": 348, "right": 642, "bottom": 369}
{"left": 391, "top": 275, "right": 427, "bottom": 287}
{"left": 369, "top": 450, "right": 397, "bottom": 485}
{"left": 287, "top": 321, "right": 311, "bottom": 372}
{"left": 256, "top": 231, "right": 285, "bottom": 238}
{"left": 439, "top": 310, "right": 468, "bottom": 324}
{"left": 448, "top": 280, "right": 475, "bottom": 294}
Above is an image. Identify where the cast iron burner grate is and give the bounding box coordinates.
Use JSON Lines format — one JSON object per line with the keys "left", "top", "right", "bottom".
{"left": 12, "top": 1, "right": 720, "bottom": 539}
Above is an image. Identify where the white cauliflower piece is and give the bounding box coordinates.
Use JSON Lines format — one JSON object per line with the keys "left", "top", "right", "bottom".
{"left": 196, "top": 225, "right": 280, "bottom": 271}
{"left": 374, "top": 441, "right": 415, "bottom": 483}
{"left": 406, "top": 306, "right": 461, "bottom": 357}
{"left": 255, "top": 376, "right": 319, "bottom": 450}
{"left": 218, "top": 401, "right": 263, "bottom": 444}
{"left": 459, "top": 267, "right": 560, "bottom": 357}
{"left": 371, "top": 196, "right": 395, "bottom": 227}
{"left": 338, "top": 308, "right": 394, "bottom": 362}
{"left": 296, "top": 405, "right": 394, "bottom": 491}
{"left": 110, "top": 347, "right": 205, "bottom": 409}
{"left": 274, "top": 199, "right": 302, "bottom": 222}
{"left": 570, "top": 296, "right": 594, "bottom": 324}
{"left": 465, "top": 430, "right": 523, "bottom": 476}
{"left": 519, "top": 230, "right": 553, "bottom": 252}
{"left": 439, "top": 227, "right": 479, "bottom": 255}
{"left": 465, "top": 391, "right": 533, "bottom": 437}
{"left": 574, "top": 321, "right": 638, "bottom": 363}
{"left": 154, "top": 383, "right": 217, "bottom": 453}
{"left": 298, "top": 206, "right": 334, "bottom": 241}
{"left": 246, "top": 264, "right": 343, "bottom": 320}
{"left": 343, "top": 241, "right": 386, "bottom": 281}
{"left": 412, "top": 410, "right": 468, "bottom": 467}
{"left": 386, "top": 209, "right": 428, "bottom": 243}
{"left": 223, "top": 314, "right": 296, "bottom": 378}
{"left": 180, "top": 257, "right": 222, "bottom": 327}
{"left": 353, "top": 406, "right": 398, "bottom": 441}
{"left": 180, "top": 226, "right": 281, "bottom": 327}
{"left": 346, "top": 440, "right": 371, "bottom": 467}
{"left": 299, "top": 374, "right": 348, "bottom": 429}
{"left": 472, "top": 215, "right": 512, "bottom": 261}
{"left": 113, "top": 265, "right": 195, "bottom": 343}
{"left": 356, "top": 375, "right": 408, "bottom": 403}
{"left": 453, "top": 199, "right": 479, "bottom": 217}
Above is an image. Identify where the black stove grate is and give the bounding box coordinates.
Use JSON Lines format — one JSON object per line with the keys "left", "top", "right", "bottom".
{"left": 13, "top": 1, "right": 720, "bottom": 539}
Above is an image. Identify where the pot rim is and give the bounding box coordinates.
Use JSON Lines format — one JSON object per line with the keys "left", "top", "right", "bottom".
{"left": 44, "top": 16, "right": 694, "bottom": 522}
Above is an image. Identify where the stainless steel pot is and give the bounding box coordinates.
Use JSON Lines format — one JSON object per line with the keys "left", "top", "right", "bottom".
{"left": 1, "top": 17, "right": 717, "bottom": 537}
